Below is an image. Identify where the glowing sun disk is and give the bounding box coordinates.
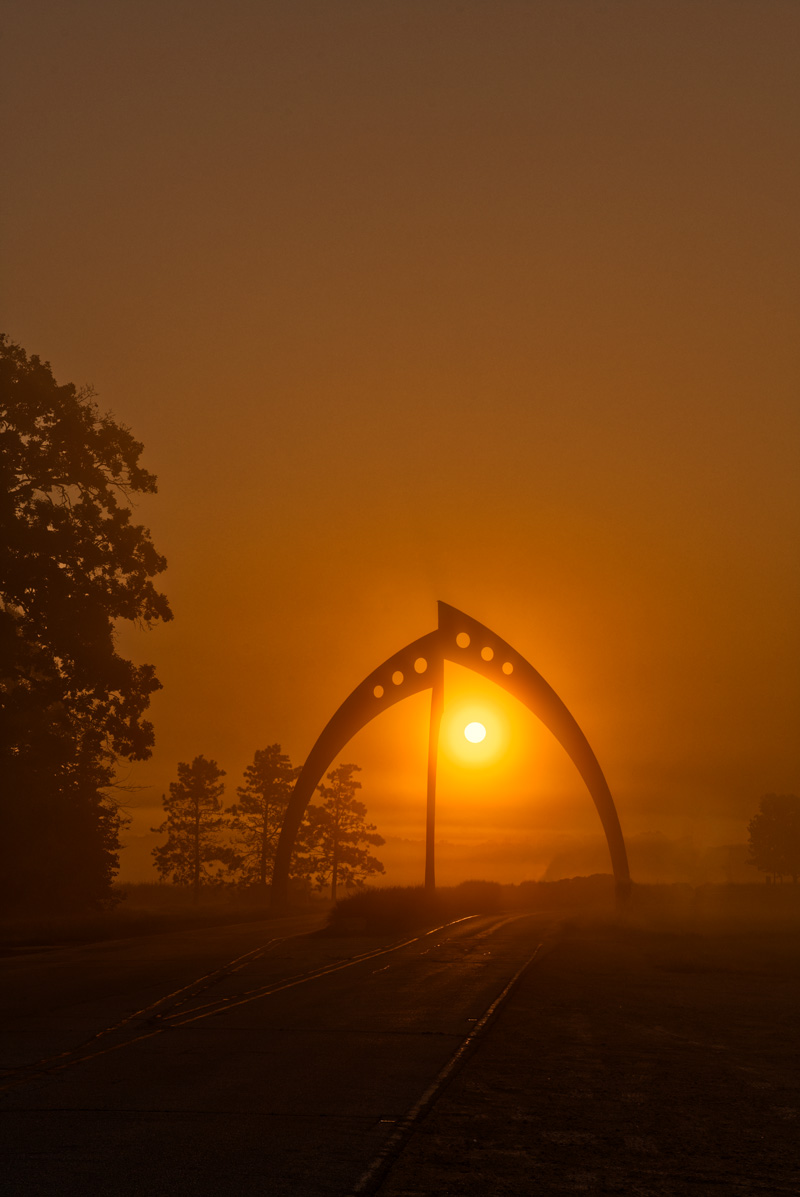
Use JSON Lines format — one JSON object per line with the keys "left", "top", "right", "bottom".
{"left": 464, "top": 721, "right": 486, "bottom": 743}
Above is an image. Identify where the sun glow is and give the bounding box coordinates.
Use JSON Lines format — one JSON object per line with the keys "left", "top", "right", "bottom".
{"left": 439, "top": 672, "right": 513, "bottom": 771}
{"left": 464, "top": 721, "right": 486, "bottom": 743}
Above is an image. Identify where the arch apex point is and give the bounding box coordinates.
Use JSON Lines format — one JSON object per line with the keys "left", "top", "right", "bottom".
{"left": 437, "top": 600, "right": 471, "bottom": 627}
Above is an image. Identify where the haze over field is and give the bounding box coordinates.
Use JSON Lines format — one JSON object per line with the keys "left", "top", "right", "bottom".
{"left": 3, "top": 1, "right": 798, "bottom": 884}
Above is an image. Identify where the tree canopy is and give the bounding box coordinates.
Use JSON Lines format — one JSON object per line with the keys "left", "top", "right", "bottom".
{"left": 306, "top": 763, "right": 385, "bottom": 901}
{"left": 747, "top": 793, "right": 800, "bottom": 883}
{"left": 228, "top": 745, "right": 299, "bottom": 888}
{"left": 0, "top": 335, "right": 172, "bottom": 907}
{"left": 152, "top": 756, "right": 236, "bottom": 896}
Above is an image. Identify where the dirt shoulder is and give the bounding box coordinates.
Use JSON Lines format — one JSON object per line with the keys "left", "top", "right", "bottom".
{"left": 380, "top": 921, "right": 800, "bottom": 1196}
{"left": 0, "top": 892, "right": 332, "bottom": 953}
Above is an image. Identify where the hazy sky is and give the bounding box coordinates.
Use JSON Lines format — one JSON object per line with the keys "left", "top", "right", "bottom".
{"left": 4, "top": 1, "right": 799, "bottom": 883}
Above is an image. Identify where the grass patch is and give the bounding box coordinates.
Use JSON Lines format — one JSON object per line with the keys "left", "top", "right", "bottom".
{"left": 326, "top": 877, "right": 800, "bottom": 936}
{"left": 324, "top": 882, "right": 500, "bottom": 936}
{"left": 326, "top": 876, "right": 614, "bottom": 935}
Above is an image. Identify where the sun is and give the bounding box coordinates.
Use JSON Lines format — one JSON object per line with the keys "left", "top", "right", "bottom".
{"left": 464, "top": 721, "right": 486, "bottom": 744}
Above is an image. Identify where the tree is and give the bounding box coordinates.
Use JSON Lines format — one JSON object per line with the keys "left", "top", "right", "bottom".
{"left": 747, "top": 793, "right": 800, "bottom": 884}
{"left": 227, "top": 744, "right": 299, "bottom": 888}
{"left": 0, "top": 335, "right": 172, "bottom": 908}
{"left": 305, "top": 763, "right": 385, "bottom": 901}
{"left": 152, "top": 757, "right": 236, "bottom": 899}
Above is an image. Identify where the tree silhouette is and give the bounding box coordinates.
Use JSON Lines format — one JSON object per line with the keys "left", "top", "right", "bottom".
{"left": 305, "top": 763, "right": 385, "bottom": 901}
{"left": 228, "top": 745, "right": 299, "bottom": 888}
{"left": 747, "top": 793, "right": 800, "bottom": 883}
{"left": 152, "top": 757, "right": 236, "bottom": 900}
{"left": 0, "top": 335, "right": 172, "bottom": 908}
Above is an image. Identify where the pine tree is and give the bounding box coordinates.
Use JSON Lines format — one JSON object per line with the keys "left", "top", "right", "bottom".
{"left": 227, "top": 745, "right": 299, "bottom": 888}
{"left": 152, "top": 756, "right": 236, "bottom": 899}
{"left": 305, "top": 763, "right": 385, "bottom": 901}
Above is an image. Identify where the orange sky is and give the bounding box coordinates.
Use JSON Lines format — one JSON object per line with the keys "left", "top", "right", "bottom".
{"left": 3, "top": 2, "right": 799, "bottom": 884}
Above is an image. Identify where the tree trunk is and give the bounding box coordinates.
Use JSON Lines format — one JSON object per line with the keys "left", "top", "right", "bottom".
{"left": 259, "top": 802, "right": 269, "bottom": 888}
{"left": 193, "top": 796, "right": 200, "bottom": 905}
{"left": 331, "top": 806, "right": 339, "bottom": 903}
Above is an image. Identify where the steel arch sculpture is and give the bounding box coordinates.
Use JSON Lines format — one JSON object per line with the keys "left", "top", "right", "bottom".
{"left": 271, "top": 602, "right": 630, "bottom": 906}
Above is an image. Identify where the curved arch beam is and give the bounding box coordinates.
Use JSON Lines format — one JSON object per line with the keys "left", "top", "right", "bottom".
{"left": 271, "top": 602, "right": 629, "bottom": 905}
{"left": 270, "top": 629, "right": 440, "bottom": 902}
{"left": 436, "top": 603, "right": 629, "bottom": 894}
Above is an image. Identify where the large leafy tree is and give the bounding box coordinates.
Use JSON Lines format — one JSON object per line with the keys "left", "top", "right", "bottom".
{"left": 305, "top": 763, "right": 385, "bottom": 901}
{"left": 227, "top": 744, "right": 299, "bottom": 888}
{"left": 0, "top": 335, "right": 172, "bottom": 908}
{"left": 747, "top": 793, "right": 800, "bottom": 884}
{"left": 152, "top": 756, "right": 236, "bottom": 898}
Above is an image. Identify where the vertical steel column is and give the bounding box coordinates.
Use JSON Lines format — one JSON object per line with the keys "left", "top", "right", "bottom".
{"left": 425, "top": 658, "right": 444, "bottom": 892}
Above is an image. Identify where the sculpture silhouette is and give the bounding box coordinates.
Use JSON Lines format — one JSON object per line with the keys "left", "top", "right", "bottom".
{"left": 271, "top": 602, "right": 630, "bottom": 905}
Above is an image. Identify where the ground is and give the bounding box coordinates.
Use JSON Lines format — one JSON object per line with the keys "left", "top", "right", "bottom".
{"left": 1, "top": 909, "right": 798, "bottom": 1195}
{"left": 380, "top": 921, "right": 800, "bottom": 1196}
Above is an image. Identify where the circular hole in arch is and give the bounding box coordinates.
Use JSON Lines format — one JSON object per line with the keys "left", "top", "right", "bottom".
{"left": 392, "top": 670, "right": 404, "bottom": 685}
{"left": 481, "top": 646, "right": 494, "bottom": 661}
{"left": 502, "top": 661, "right": 514, "bottom": 675}
{"left": 373, "top": 684, "right": 384, "bottom": 698}
{"left": 456, "top": 632, "right": 470, "bottom": 648}
{"left": 414, "top": 657, "right": 428, "bottom": 673}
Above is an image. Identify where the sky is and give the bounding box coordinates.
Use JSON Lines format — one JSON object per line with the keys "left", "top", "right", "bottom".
{"left": 3, "top": 1, "right": 799, "bottom": 884}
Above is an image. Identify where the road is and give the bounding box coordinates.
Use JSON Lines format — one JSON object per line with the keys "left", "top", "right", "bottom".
{"left": 0, "top": 910, "right": 558, "bottom": 1196}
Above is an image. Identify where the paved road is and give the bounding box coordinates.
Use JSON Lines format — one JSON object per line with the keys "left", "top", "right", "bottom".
{"left": 1, "top": 911, "right": 557, "bottom": 1195}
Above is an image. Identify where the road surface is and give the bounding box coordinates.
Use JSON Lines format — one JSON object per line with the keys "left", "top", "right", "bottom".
{"left": 1, "top": 910, "right": 557, "bottom": 1195}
